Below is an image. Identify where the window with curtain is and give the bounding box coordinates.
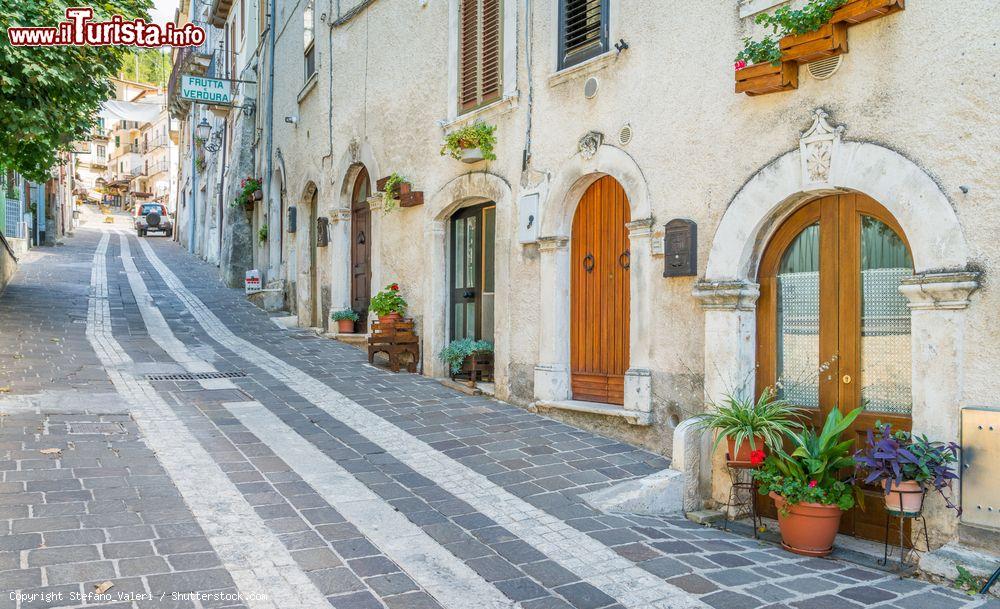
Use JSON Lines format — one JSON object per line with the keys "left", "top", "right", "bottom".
{"left": 558, "top": 0, "right": 609, "bottom": 69}
{"left": 459, "top": 0, "right": 502, "bottom": 113}
{"left": 303, "top": 0, "right": 316, "bottom": 81}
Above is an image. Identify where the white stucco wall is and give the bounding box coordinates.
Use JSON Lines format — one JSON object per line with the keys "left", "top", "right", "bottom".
{"left": 259, "top": 0, "right": 999, "bottom": 546}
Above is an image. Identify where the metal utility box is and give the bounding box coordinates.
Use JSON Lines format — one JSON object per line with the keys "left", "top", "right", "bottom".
{"left": 961, "top": 407, "right": 1000, "bottom": 530}
{"left": 663, "top": 219, "right": 697, "bottom": 277}
{"left": 518, "top": 193, "right": 539, "bottom": 244}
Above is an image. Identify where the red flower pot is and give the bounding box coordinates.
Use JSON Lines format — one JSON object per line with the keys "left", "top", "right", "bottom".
{"left": 378, "top": 313, "right": 402, "bottom": 325}
{"left": 337, "top": 319, "right": 355, "bottom": 333}
{"left": 727, "top": 436, "right": 767, "bottom": 464}
{"left": 770, "top": 492, "right": 844, "bottom": 557}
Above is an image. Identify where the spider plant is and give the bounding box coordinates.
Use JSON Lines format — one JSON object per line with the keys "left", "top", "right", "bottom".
{"left": 694, "top": 387, "right": 807, "bottom": 454}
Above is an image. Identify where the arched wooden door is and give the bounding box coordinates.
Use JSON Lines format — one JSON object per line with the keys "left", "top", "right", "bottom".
{"left": 757, "top": 193, "right": 914, "bottom": 542}
{"left": 307, "top": 191, "right": 319, "bottom": 327}
{"left": 571, "top": 176, "right": 631, "bottom": 405}
{"left": 351, "top": 167, "right": 372, "bottom": 321}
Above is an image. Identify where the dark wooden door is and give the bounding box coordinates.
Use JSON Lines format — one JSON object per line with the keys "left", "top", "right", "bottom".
{"left": 756, "top": 193, "right": 914, "bottom": 542}
{"left": 450, "top": 203, "right": 496, "bottom": 341}
{"left": 570, "top": 176, "right": 630, "bottom": 405}
{"left": 351, "top": 167, "right": 372, "bottom": 321}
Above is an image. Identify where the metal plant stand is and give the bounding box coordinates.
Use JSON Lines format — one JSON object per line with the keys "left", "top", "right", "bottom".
{"left": 878, "top": 488, "right": 930, "bottom": 576}
{"left": 723, "top": 460, "right": 763, "bottom": 539}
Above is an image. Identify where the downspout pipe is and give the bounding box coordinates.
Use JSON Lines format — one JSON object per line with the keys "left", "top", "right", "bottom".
{"left": 188, "top": 110, "right": 197, "bottom": 253}
{"left": 265, "top": 0, "right": 277, "bottom": 278}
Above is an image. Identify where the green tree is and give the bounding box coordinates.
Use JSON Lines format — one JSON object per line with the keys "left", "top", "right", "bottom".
{"left": 0, "top": 0, "right": 152, "bottom": 182}
{"left": 120, "top": 48, "right": 170, "bottom": 87}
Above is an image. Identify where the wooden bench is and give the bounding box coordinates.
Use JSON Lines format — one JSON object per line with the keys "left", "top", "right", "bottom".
{"left": 368, "top": 319, "right": 419, "bottom": 373}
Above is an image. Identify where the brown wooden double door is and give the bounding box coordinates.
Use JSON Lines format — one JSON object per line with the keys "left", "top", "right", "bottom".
{"left": 570, "top": 176, "right": 630, "bottom": 405}
{"left": 756, "top": 193, "right": 915, "bottom": 542}
{"left": 351, "top": 167, "right": 372, "bottom": 321}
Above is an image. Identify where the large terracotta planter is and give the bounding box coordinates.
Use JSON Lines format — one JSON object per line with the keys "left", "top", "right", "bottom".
{"left": 337, "top": 319, "right": 355, "bottom": 333}
{"left": 727, "top": 435, "right": 766, "bottom": 463}
{"left": 735, "top": 61, "right": 798, "bottom": 96}
{"left": 884, "top": 480, "right": 924, "bottom": 515}
{"left": 770, "top": 492, "right": 844, "bottom": 557}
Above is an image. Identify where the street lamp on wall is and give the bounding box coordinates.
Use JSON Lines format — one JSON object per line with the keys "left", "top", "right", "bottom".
{"left": 195, "top": 118, "right": 222, "bottom": 153}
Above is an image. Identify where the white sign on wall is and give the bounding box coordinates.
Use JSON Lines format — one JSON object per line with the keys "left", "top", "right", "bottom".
{"left": 180, "top": 75, "right": 233, "bottom": 106}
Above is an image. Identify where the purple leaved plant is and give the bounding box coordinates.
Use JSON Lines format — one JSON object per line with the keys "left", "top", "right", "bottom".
{"left": 854, "top": 423, "right": 961, "bottom": 515}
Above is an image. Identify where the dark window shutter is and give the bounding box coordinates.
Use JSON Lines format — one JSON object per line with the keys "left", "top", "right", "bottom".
{"left": 559, "top": 0, "right": 608, "bottom": 69}
{"left": 459, "top": 0, "right": 503, "bottom": 113}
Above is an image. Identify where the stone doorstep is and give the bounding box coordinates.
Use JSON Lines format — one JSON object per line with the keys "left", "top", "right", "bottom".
{"left": 919, "top": 541, "right": 1000, "bottom": 597}
{"left": 582, "top": 469, "right": 685, "bottom": 517}
{"left": 324, "top": 332, "right": 369, "bottom": 351}
{"left": 531, "top": 399, "right": 653, "bottom": 426}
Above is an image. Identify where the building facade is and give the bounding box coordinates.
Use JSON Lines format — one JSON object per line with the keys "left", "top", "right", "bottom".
{"left": 170, "top": 0, "right": 999, "bottom": 570}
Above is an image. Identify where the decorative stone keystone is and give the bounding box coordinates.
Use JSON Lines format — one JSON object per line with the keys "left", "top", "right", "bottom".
{"left": 692, "top": 280, "right": 760, "bottom": 311}
{"left": 578, "top": 131, "right": 604, "bottom": 160}
{"left": 800, "top": 108, "right": 845, "bottom": 190}
{"left": 900, "top": 271, "right": 981, "bottom": 310}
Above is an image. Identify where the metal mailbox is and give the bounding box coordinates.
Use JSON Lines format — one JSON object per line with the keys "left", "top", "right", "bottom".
{"left": 663, "top": 218, "right": 697, "bottom": 277}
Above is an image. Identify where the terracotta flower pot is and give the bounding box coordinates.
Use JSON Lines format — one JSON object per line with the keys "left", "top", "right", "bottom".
{"left": 337, "top": 319, "right": 355, "bottom": 333}
{"left": 727, "top": 436, "right": 766, "bottom": 463}
{"left": 378, "top": 313, "right": 402, "bottom": 324}
{"left": 884, "top": 480, "right": 924, "bottom": 515}
{"left": 770, "top": 492, "right": 844, "bottom": 557}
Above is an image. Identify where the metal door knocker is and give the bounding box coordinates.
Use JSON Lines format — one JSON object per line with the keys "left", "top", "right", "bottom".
{"left": 583, "top": 253, "right": 595, "bottom": 273}
{"left": 619, "top": 249, "right": 631, "bottom": 270}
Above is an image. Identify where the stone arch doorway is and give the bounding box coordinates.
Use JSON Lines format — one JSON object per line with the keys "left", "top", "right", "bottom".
{"left": 756, "top": 192, "right": 914, "bottom": 541}
{"left": 294, "top": 182, "right": 321, "bottom": 328}
{"left": 351, "top": 167, "right": 372, "bottom": 321}
{"left": 693, "top": 109, "right": 980, "bottom": 546}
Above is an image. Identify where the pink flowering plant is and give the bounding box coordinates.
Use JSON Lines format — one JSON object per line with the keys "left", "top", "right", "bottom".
{"left": 232, "top": 177, "right": 262, "bottom": 209}
{"left": 752, "top": 406, "right": 863, "bottom": 512}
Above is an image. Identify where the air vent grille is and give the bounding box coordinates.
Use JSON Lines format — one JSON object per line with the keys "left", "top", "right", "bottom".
{"left": 618, "top": 123, "right": 633, "bottom": 146}
{"left": 808, "top": 55, "right": 843, "bottom": 80}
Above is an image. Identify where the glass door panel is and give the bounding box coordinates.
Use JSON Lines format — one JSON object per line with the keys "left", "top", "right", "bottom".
{"left": 859, "top": 215, "right": 913, "bottom": 415}
{"left": 449, "top": 204, "right": 495, "bottom": 342}
{"left": 776, "top": 224, "right": 820, "bottom": 409}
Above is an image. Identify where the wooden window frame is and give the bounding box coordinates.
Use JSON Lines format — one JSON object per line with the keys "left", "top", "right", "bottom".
{"left": 458, "top": 0, "right": 503, "bottom": 114}
{"left": 557, "top": 0, "right": 610, "bottom": 70}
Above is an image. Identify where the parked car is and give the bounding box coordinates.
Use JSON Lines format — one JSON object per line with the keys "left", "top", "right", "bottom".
{"left": 134, "top": 203, "right": 172, "bottom": 237}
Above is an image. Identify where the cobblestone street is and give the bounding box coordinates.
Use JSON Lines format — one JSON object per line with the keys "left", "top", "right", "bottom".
{"left": 1, "top": 217, "right": 994, "bottom": 609}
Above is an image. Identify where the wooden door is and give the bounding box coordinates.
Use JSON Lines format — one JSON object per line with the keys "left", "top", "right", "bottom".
{"left": 756, "top": 193, "right": 914, "bottom": 542}
{"left": 450, "top": 204, "right": 496, "bottom": 341}
{"left": 351, "top": 167, "right": 372, "bottom": 321}
{"left": 570, "top": 176, "right": 630, "bottom": 405}
{"left": 307, "top": 193, "right": 319, "bottom": 327}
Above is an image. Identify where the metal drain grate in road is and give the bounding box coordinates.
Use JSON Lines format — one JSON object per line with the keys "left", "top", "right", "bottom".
{"left": 145, "top": 371, "right": 248, "bottom": 381}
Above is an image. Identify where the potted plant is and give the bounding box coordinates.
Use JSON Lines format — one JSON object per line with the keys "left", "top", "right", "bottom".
{"left": 734, "top": 37, "right": 798, "bottom": 96}
{"left": 379, "top": 173, "right": 407, "bottom": 213}
{"left": 440, "top": 123, "right": 497, "bottom": 164}
{"left": 257, "top": 224, "right": 268, "bottom": 244}
{"left": 694, "top": 387, "right": 805, "bottom": 464}
{"left": 438, "top": 338, "right": 494, "bottom": 380}
{"left": 331, "top": 309, "right": 360, "bottom": 334}
{"left": 753, "top": 407, "right": 862, "bottom": 556}
{"left": 756, "top": 0, "right": 849, "bottom": 64}
{"left": 233, "top": 177, "right": 262, "bottom": 211}
{"left": 370, "top": 283, "right": 407, "bottom": 324}
{"left": 832, "top": 0, "right": 904, "bottom": 26}
{"left": 854, "top": 423, "right": 960, "bottom": 516}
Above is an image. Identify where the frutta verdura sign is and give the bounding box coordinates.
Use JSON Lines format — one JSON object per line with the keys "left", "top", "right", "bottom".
{"left": 180, "top": 76, "right": 234, "bottom": 106}
{"left": 5, "top": 7, "right": 205, "bottom": 48}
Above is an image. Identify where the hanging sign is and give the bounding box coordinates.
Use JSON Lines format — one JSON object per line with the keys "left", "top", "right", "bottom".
{"left": 180, "top": 75, "right": 234, "bottom": 106}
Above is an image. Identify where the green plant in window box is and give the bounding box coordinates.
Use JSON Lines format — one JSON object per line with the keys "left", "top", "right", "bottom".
{"left": 440, "top": 123, "right": 497, "bottom": 163}
{"left": 381, "top": 173, "right": 406, "bottom": 213}
{"left": 232, "top": 177, "right": 262, "bottom": 209}
{"left": 257, "top": 224, "right": 268, "bottom": 243}
{"left": 756, "top": 0, "right": 847, "bottom": 36}
{"left": 735, "top": 35, "right": 783, "bottom": 68}
{"left": 438, "top": 338, "right": 494, "bottom": 375}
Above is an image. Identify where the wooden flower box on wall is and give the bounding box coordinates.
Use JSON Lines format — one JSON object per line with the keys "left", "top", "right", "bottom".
{"left": 832, "top": 0, "right": 904, "bottom": 26}
{"left": 780, "top": 23, "right": 849, "bottom": 64}
{"left": 375, "top": 176, "right": 424, "bottom": 208}
{"left": 735, "top": 62, "right": 799, "bottom": 96}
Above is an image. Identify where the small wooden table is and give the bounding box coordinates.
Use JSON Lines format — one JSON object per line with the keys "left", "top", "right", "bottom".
{"left": 368, "top": 318, "right": 419, "bottom": 373}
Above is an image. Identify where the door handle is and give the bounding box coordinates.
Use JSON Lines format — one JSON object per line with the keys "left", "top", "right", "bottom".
{"left": 842, "top": 375, "right": 852, "bottom": 384}
{"left": 463, "top": 290, "right": 475, "bottom": 299}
